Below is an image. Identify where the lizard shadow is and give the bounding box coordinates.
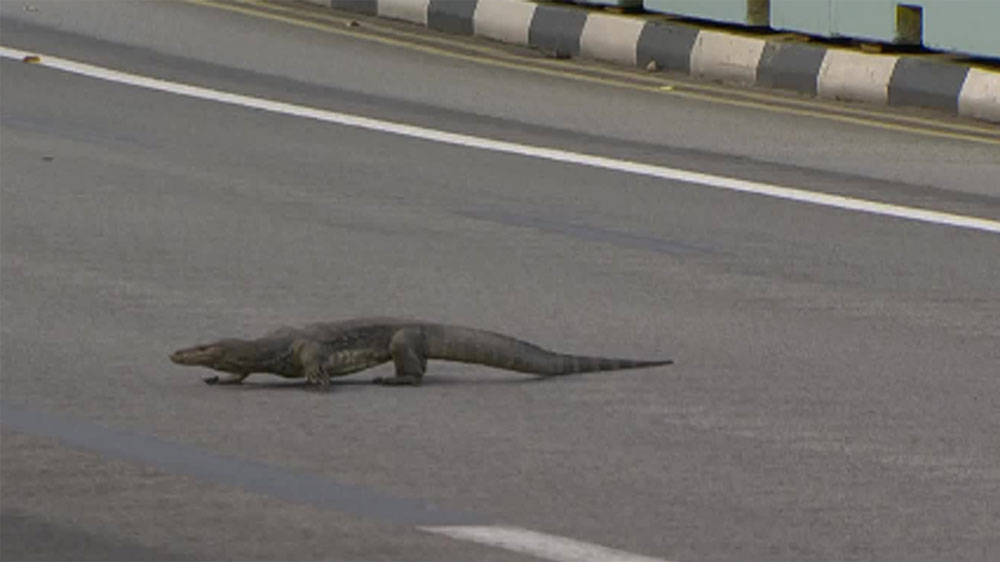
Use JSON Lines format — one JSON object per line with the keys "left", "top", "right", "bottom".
{"left": 212, "top": 375, "right": 559, "bottom": 391}
{"left": 422, "top": 375, "right": 561, "bottom": 386}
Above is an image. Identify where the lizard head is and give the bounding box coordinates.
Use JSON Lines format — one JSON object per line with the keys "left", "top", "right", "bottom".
{"left": 169, "top": 339, "right": 246, "bottom": 373}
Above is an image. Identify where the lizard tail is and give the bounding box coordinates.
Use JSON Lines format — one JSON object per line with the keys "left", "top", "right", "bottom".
{"left": 421, "top": 325, "right": 672, "bottom": 376}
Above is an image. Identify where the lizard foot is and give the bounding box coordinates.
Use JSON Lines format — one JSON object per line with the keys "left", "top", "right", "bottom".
{"left": 303, "top": 363, "right": 331, "bottom": 391}
{"left": 203, "top": 373, "right": 247, "bottom": 385}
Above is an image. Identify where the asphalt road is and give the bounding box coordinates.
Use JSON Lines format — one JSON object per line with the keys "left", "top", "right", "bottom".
{"left": 2, "top": 2, "right": 999, "bottom": 561}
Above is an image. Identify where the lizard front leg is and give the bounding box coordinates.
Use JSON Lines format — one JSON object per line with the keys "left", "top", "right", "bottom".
{"left": 294, "top": 340, "right": 332, "bottom": 391}
{"left": 203, "top": 373, "right": 249, "bottom": 385}
{"left": 305, "top": 366, "right": 331, "bottom": 391}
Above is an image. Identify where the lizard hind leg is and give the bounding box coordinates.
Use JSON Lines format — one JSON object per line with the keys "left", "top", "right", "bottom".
{"left": 374, "top": 328, "right": 427, "bottom": 386}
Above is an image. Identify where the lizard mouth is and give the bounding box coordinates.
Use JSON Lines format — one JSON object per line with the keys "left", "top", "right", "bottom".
{"left": 169, "top": 348, "right": 212, "bottom": 365}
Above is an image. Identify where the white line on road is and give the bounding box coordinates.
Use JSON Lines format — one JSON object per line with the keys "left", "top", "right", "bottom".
{"left": 421, "top": 525, "right": 672, "bottom": 562}
{"left": 2, "top": 46, "right": 999, "bottom": 235}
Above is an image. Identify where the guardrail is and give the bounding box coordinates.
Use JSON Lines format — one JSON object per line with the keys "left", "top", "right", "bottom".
{"left": 569, "top": 0, "right": 999, "bottom": 59}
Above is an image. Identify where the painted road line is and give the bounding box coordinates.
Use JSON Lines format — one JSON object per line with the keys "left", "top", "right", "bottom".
{"left": 2, "top": 46, "right": 998, "bottom": 235}
{"left": 0, "top": 401, "right": 673, "bottom": 562}
{"left": 422, "top": 525, "right": 672, "bottom": 562}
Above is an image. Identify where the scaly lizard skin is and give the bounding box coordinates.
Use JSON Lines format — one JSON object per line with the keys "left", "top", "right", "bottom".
{"left": 169, "top": 317, "right": 672, "bottom": 390}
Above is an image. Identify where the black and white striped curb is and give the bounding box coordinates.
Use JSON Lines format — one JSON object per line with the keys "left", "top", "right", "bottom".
{"left": 312, "top": 0, "right": 1000, "bottom": 123}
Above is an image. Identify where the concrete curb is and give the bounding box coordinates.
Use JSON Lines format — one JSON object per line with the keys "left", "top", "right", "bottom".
{"left": 317, "top": 0, "right": 1000, "bottom": 123}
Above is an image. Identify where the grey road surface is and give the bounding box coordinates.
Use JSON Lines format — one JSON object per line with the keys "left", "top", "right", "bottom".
{"left": 2, "top": 2, "right": 999, "bottom": 561}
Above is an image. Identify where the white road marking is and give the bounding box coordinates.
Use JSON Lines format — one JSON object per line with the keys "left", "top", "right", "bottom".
{"left": 2, "top": 46, "right": 998, "bottom": 235}
{"left": 421, "top": 525, "right": 672, "bottom": 562}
